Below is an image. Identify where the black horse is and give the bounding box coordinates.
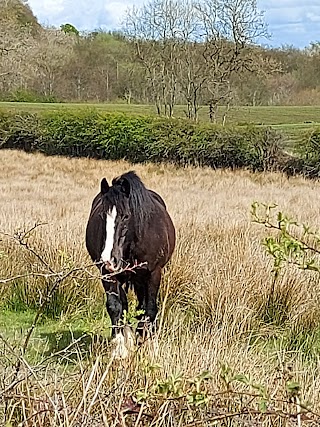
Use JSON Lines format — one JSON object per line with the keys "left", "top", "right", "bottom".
{"left": 85, "top": 171, "right": 175, "bottom": 340}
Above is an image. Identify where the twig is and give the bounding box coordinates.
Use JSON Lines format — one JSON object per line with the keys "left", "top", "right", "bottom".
{"left": 1, "top": 222, "right": 55, "bottom": 273}
{"left": 252, "top": 215, "right": 320, "bottom": 256}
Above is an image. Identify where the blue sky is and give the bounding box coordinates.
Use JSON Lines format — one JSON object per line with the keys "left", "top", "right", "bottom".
{"left": 28, "top": 0, "right": 320, "bottom": 49}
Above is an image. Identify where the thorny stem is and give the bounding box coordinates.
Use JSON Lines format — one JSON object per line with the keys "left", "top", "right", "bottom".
{"left": 1, "top": 222, "right": 55, "bottom": 274}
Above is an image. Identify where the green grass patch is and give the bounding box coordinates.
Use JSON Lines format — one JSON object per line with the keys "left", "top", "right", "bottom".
{"left": 1, "top": 102, "right": 320, "bottom": 125}
{"left": 0, "top": 308, "right": 111, "bottom": 365}
{"left": 249, "top": 326, "right": 320, "bottom": 361}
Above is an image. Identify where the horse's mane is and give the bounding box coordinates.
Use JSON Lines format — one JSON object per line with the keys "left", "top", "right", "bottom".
{"left": 113, "top": 171, "right": 156, "bottom": 236}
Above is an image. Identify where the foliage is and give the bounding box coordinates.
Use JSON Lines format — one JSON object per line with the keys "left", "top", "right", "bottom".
{"left": 252, "top": 202, "right": 320, "bottom": 276}
{"left": 252, "top": 202, "right": 320, "bottom": 327}
{"left": 60, "top": 23, "right": 79, "bottom": 36}
{"left": 299, "top": 127, "right": 320, "bottom": 177}
{"left": 0, "top": 109, "right": 285, "bottom": 171}
{"left": 2, "top": 0, "right": 320, "bottom": 111}
{"left": 0, "top": 0, "right": 40, "bottom": 31}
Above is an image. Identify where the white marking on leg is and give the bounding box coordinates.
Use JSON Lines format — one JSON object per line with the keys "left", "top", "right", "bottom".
{"left": 123, "top": 325, "right": 135, "bottom": 351}
{"left": 111, "top": 332, "right": 129, "bottom": 360}
{"left": 101, "top": 206, "right": 117, "bottom": 263}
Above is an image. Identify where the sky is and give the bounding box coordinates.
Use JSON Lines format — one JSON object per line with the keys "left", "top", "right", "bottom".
{"left": 27, "top": 0, "right": 320, "bottom": 49}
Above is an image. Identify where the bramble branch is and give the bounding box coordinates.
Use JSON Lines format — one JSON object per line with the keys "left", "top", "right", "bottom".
{"left": 251, "top": 202, "right": 320, "bottom": 274}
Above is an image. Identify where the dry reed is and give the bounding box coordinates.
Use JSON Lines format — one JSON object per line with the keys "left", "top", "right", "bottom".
{"left": 1, "top": 149, "right": 320, "bottom": 426}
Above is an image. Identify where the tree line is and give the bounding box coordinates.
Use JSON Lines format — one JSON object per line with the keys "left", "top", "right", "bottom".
{"left": 1, "top": 0, "right": 320, "bottom": 121}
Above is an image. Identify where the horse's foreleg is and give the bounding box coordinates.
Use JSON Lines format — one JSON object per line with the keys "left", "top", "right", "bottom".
{"left": 102, "top": 279, "right": 128, "bottom": 337}
{"left": 145, "top": 268, "right": 161, "bottom": 326}
{"left": 103, "top": 279, "right": 132, "bottom": 359}
{"left": 136, "top": 268, "right": 161, "bottom": 339}
{"left": 134, "top": 281, "right": 146, "bottom": 318}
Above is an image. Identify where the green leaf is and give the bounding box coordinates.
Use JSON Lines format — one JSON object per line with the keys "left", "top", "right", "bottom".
{"left": 258, "top": 399, "right": 267, "bottom": 412}
{"left": 286, "top": 381, "right": 301, "bottom": 397}
{"left": 232, "top": 374, "right": 250, "bottom": 385}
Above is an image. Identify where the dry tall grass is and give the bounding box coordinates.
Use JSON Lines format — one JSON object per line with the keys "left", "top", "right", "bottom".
{"left": 1, "top": 149, "right": 320, "bottom": 426}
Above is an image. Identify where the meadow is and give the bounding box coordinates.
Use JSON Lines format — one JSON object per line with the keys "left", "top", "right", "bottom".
{"left": 1, "top": 102, "right": 320, "bottom": 148}
{"left": 2, "top": 102, "right": 320, "bottom": 125}
{"left": 1, "top": 149, "right": 320, "bottom": 425}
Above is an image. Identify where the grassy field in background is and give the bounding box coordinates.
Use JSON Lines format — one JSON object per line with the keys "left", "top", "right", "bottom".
{"left": 1, "top": 101, "right": 320, "bottom": 128}
{"left": 1, "top": 149, "right": 320, "bottom": 425}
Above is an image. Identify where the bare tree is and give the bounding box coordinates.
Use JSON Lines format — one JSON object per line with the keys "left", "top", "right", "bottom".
{"left": 1, "top": 0, "right": 315, "bottom": 107}
{"left": 33, "top": 28, "right": 74, "bottom": 98}
{"left": 195, "top": 0, "right": 269, "bottom": 122}
{"left": 124, "top": 0, "right": 191, "bottom": 116}
{"left": 172, "top": 0, "right": 206, "bottom": 121}
{"left": 124, "top": 0, "right": 271, "bottom": 121}
{"left": 0, "top": 14, "right": 36, "bottom": 93}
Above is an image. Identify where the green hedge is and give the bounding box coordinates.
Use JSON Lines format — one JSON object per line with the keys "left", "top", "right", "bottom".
{"left": 0, "top": 89, "right": 58, "bottom": 103}
{"left": 0, "top": 109, "right": 285, "bottom": 171}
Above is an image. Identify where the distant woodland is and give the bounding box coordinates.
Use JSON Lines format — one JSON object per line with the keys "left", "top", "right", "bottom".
{"left": 1, "top": 0, "right": 320, "bottom": 120}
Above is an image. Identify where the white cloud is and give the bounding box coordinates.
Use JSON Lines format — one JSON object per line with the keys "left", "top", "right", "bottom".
{"left": 28, "top": 0, "right": 320, "bottom": 48}
{"left": 28, "top": 0, "right": 144, "bottom": 30}
{"left": 306, "top": 11, "right": 320, "bottom": 23}
{"left": 259, "top": 0, "right": 318, "bottom": 8}
{"left": 104, "top": 1, "right": 140, "bottom": 27}
{"left": 257, "top": 1, "right": 320, "bottom": 47}
{"left": 29, "top": 0, "right": 65, "bottom": 15}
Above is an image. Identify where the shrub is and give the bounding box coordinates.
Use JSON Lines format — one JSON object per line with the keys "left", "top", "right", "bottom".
{"left": 0, "top": 109, "right": 286, "bottom": 171}
{"left": 299, "top": 127, "right": 320, "bottom": 177}
{"left": 0, "top": 111, "right": 43, "bottom": 151}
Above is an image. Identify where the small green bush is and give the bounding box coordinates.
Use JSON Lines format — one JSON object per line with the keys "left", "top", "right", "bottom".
{"left": 299, "top": 127, "right": 320, "bottom": 177}
{"left": 0, "top": 109, "right": 285, "bottom": 171}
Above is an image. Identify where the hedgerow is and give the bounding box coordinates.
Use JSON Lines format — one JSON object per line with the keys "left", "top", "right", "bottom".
{"left": 0, "top": 109, "right": 285, "bottom": 171}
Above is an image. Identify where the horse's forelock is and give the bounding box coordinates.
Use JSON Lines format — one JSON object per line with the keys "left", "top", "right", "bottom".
{"left": 114, "top": 171, "right": 154, "bottom": 235}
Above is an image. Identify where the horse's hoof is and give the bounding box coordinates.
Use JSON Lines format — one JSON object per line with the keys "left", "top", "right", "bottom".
{"left": 137, "top": 318, "right": 155, "bottom": 340}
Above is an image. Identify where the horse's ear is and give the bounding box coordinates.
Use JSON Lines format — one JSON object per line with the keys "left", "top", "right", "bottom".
{"left": 101, "top": 178, "right": 109, "bottom": 194}
{"left": 119, "top": 177, "right": 130, "bottom": 197}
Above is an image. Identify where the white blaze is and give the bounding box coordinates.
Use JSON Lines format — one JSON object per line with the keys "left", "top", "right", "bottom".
{"left": 101, "top": 206, "right": 117, "bottom": 262}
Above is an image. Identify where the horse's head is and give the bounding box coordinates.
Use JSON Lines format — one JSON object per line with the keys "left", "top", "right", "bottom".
{"left": 99, "top": 176, "right": 132, "bottom": 272}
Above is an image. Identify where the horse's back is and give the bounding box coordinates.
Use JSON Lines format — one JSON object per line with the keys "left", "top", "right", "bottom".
{"left": 147, "top": 189, "right": 174, "bottom": 257}
{"left": 139, "top": 193, "right": 175, "bottom": 269}
{"left": 148, "top": 189, "right": 167, "bottom": 209}
{"left": 151, "top": 189, "right": 175, "bottom": 251}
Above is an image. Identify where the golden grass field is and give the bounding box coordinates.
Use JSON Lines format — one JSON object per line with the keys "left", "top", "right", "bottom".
{"left": 1, "top": 149, "right": 320, "bottom": 425}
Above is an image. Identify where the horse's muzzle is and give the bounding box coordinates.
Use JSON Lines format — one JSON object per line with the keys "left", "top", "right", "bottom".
{"left": 104, "top": 257, "right": 123, "bottom": 273}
